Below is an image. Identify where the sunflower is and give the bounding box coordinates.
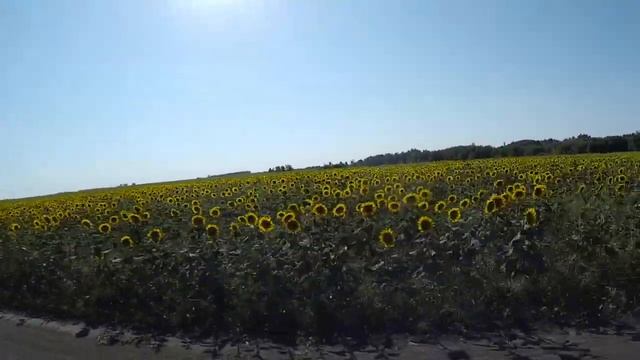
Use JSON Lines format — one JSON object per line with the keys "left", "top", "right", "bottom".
{"left": 490, "top": 194, "right": 504, "bottom": 209}
{"left": 435, "top": 201, "right": 447, "bottom": 213}
{"left": 332, "top": 203, "right": 347, "bottom": 217}
{"left": 120, "top": 211, "right": 130, "bottom": 220}
{"left": 285, "top": 218, "right": 302, "bottom": 233}
{"left": 129, "top": 213, "right": 142, "bottom": 225}
{"left": 142, "top": 211, "right": 151, "bottom": 220}
{"left": 147, "top": 228, "right": 164, "bottom": 242}
{"left": 98, "top": 223, "right": 112, "bottom": 234}
{"left": 229, "top": 222, "right": 240, "bottom": 235}
{"left": 378, "top": 228, "right": 396, "bottom": 248}
{"left": 419, "top": 189, "right": 432, "bottom": 201}
{"left": 81, "top": 219, "right": 93, "bottom": 229}
{"left": 447, "top": 194, "right": 457, "bottom": 204}
{"left": 416, "top": 201, "right": 428, "bottom": 211}
{"left": 109, "top": 215, "right": 119, "bottom": 224}
{"left": 403, "top": 193, "right": 419, "bottom": 206}
{"left": 206, "top": 224, "right": 219, "bottom": 239}
{"left": 494, "top": 179, "right": 504, "bottom": 188}
{"left": 191, "top": 215, "right": 205, "bottom": 228}
{"left": 484, "top": 199, "right": 496, "bottom": 214}
{"left": 287, "top": 203, "right": 300, "bottom": 213}
{"left": 9, "top": 223, "right": 21, "bottom": 232}
{"left": 312, "top": 203, "right": 328, "bottom": 217}
{"left": 120, "top": 235, "right": 134, "bottom": 247}
{"left": 282, "top": 211, "right": 296, "bottom": 224}
{"left": 388, "top": 201, "right": 402, "bottom": 213}
{"left": 192, "top": 205, "right": 202, "bottom": 215}
{"left": 533, "top": 184, "right": 546, "bottom": 198}
{"left": 525, "top": 207, "right": 538, "bottom": 227}
{"left": 417, "top": 215, "right": 434, "bottom": 233}
{"left": 512, "top": 188, "right": 526, "bottom": 201}
{"left": 245, "top": 212, "right": 258, "bottom": 226}
{"left": 459, "top": 198, "right": 470, "bottom": 209}
{"left": 360, "top": 201, "right": 377, "bottom": 218}
{"left": 448, "top": 208, "right": 461, "bottom": 223}
{"left": 577, "top": 184, "right": 586, "bottom": 194}
{"left": 258, "top": 216, "right": 275, "bottom": 233}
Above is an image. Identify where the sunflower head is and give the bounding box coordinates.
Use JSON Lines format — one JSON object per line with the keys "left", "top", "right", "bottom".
{"left": 312, "top": 203, "right": 328, "bottom": 217}
{"left": 459, "top": 198, "right": 470, "bottom": 209}
{"left": 533, "top": 184, "right": 546, "bottom": 198}
{"left": 448, "top": 208, "right": 461, "bottom": 223}
{"left": 120, "top": 235, "right": 134, "bottom": 247}
{"left": 109, "top": 215, "right": 119, "bottom": 224}
{"left": 229, "top": 222, "right": 240, "bottom": 235}
{"left": 191, "top": 215, "right": 205, "bottom": 228}
{"left": 525, "top": 207, "right": 538, "bottom": 227}
{"left": 98, "top": 223, "right": 111, "bottom": 234}
{"left": 147, "top": 228, "right": 164, "bottom": 242}
{"left": 484, "top": 199, "right": 496, "bottom": 214}
{"left": 360, "top": 201, "right": 377, "bottom": 218}
{"left": 447, "top": 194, "right": 457, "bottom": 204}
{"left": 513, "top": 189, "right": 526, "bottom": 201}
{"left": 9, "top": 223, "right": 21, "bottom": 232}
{"left": 282, "top": 211, "right": 296, "bottom": 224}
{"left": 419, "top": 189, "right": 432, "bottom": 201}
{"left": 388, "top": 201, "right": 401, "bottom": 214}
{"left": 287, "top": 203, "right": 300, "bottom": 213}
{"left": 129, "top": 213, "right": 142, "bottom": 225}
{"left": 378, "top": 228, "right": 396, "bottom": 249}
{"left": 245, "top": 212, "right": 258, "bottom": 226}
{"left": 435, "top": 201, "right": 447, "bottom": 213}
{"left": 403, "top": 193, "right": 419, "bottom": 205}
{"left": 81, "top": 219, "right": 93, "bottom": 229}
{"left": 206, "top": 224, "right": 219, "bottom": 239}
{"left": 285, "top": 218, "right": 302, "bottom": 233}
{"left": 417, "top": 215, "right": 434, "bottom": 233}
{"left": 332, "top": 203, "right": 347, "bottom": 217}
{"left": 258, "top": 216, "right": 275, "bottom": 233}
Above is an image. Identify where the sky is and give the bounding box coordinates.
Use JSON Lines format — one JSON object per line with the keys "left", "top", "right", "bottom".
{"left": 1, "top": 0, "right": 639, "bottom": 199}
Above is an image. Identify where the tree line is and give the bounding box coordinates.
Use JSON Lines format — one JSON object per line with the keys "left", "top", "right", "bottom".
{"left": 315, "top": 132, "right": 640, "bottom": 168}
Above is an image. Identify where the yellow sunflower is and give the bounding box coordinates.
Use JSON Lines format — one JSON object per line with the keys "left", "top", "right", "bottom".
{"left": 81, "top": 219, "right": 93, "bottom": 229}
{"left": 360, "top": 201, "right": 377, "bottom": 218}
{"left": 447, "top": 208, "right": 461, "bottom": 223}
{"left": 98, "top": 223, "right": 111, "bottom": 234}
{"left": 147, "top": 228, "right": 164, "bottom": 242}
{"left": 312, "top": 203, "right": 328, "bottom": 217}
{"left": 525, "top": 207, "right": 538, "bottom": 227}
{"left": 285, "top": 218, "right": 302, "bottom": 233}
{"left": 378, "top": 228, "right": 396, "bottom": 248}
{"left": 191, "top": 215, "right": 205, "bottom": 228}
{"left": 206, "top": 224, "right": 219, "bottom": 239}
{"left": 120, "top": 235, "right": 134, "bottom": 247}
{"left": 332, "top": 203, "right": 347, "bottom": 217}
{"left": 417, "top": 215, "right": 434, "bottom": 233}
{"left": 388, "top": 201, "right": 402, "bottom": 213}
{"left": 258, "top": 216, "right": 275, "bottom": 233}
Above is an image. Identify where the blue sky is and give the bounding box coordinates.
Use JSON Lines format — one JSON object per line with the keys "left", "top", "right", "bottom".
{"left": 1, "top": 0, "right": 639, "bottom": 199}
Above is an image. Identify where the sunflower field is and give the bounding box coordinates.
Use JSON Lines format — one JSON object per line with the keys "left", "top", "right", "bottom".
{"left": 1, "top": 154, "right": 639, "bottom": 342}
